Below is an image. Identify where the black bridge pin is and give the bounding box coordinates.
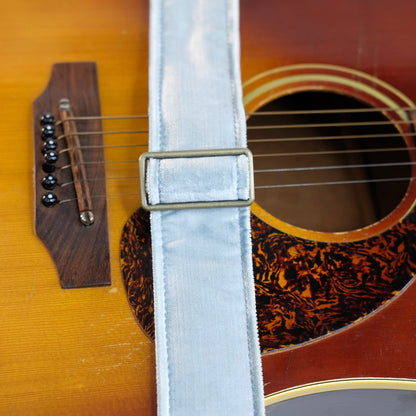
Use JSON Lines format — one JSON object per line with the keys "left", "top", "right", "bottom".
{"left": 42, "top": 174, "right": 58, "bottom": 190}
{"left": 42, "top": 162, "right": 56, "bottom": 173}
{"left": 42, "top": 138, "right": 57, "bottom": 153}
{"left": 40, "top": 113, "right": 55, "bottom": 126}
{"left": 41, "top": 124, "right": 55, "bottom": 140}
{"left": 44, "top": 150, "right": 59, "bottom": 164}
{"left": 42, "top": 192, "right": 58, "bottom": 208}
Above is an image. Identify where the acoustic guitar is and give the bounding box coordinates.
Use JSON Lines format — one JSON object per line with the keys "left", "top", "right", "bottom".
{"left": 2, "top": 0, "right": 416, "bottom": 414}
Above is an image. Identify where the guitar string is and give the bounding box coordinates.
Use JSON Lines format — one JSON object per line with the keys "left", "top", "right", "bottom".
{"left": 53, "top": 118, "right": 415, "bottom": 142}
{"left": 246, "top": 119, "right": 415, "bottom": 130}
{"left": 55, "top": 129, "right": 148, "bottom": 142}
{"left": 56, "top": 131, "right": 416, "bottom": 155}
{"left": 254, "top": 146, "right": 412, "bottom": 158}
{"left": 248, "top": 132, "right": 416, "bottom": 143}
{"left": 57, "top": 159, "right": 416, "bottom": 188}
{"left": 254, "top": 160, "right": 415, "bottom": 173}
{"left": 52, "top": 105, "right": 416, "bottom": 124}
{"left": 246, "top": 106, "right": 416, "bottom": 116}
{"left": 59, "top": 143, "right": 147, "bottom": 154}
{"left": 54, "top": 114, "right": 148, "bottom": 126}
{"left": 57, "top": 175, "right": 416, "bottom": 205}
{"left": 55, "top": 144, "right": 415, "bottom": 172}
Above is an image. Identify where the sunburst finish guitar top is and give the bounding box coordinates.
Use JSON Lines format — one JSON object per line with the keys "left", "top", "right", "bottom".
{"left": 2, "top": 0, "right": 416, "bottom": 415}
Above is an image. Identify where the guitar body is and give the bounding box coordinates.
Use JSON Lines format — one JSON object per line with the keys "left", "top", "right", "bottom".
{"left": 2, "top": 0, "right": 416, "bottom": 414}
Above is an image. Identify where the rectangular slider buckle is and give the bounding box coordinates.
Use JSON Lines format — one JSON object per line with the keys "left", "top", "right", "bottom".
{"left": 139, "top": 148, "right": 255, "bottom": 211}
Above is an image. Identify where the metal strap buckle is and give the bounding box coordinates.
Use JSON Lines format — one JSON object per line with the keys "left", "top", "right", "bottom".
{"left": 139, "top": 148, "right": 255, "bottom": 211}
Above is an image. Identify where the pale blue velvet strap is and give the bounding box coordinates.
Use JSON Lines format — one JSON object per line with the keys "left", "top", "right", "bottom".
{"left": 148, "top": 0, "right": 265, "bottom": 415}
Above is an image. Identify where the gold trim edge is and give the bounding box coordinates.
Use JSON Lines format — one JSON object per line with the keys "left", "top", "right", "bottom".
{"left": 265, "top": 377, "right": 416, "bottom": 407}
{"left": 244, "top": 63, "right": 416, "bottom": 242}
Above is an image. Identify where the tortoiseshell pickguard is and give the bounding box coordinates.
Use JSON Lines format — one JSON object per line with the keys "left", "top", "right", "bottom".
{"left": 120, "top": 207, "right": 416, "bottom": 352}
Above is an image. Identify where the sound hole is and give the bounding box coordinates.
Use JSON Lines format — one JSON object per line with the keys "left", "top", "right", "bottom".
{"left": 247, "top": 91, "right": 412, "bottom": 232}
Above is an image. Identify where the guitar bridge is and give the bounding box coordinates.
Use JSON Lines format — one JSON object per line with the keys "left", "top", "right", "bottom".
{"left": 33, "top": 62, "right": 111, "bottom": 288}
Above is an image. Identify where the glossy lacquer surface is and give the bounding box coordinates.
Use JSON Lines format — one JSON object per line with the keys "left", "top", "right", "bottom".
{"left": 2, "top": 0, "right": 416, "bottom": 415}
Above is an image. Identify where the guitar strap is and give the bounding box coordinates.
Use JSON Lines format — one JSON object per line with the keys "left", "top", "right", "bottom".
{"left": 144, "top": 0, "right": 264, "bottom": 414}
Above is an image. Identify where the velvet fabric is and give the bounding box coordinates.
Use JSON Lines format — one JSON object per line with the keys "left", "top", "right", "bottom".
{"left": 148, "top": 0, "right": 265, "bottom": 414}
